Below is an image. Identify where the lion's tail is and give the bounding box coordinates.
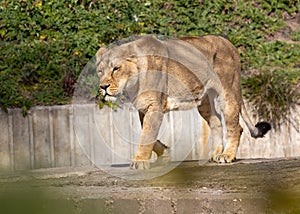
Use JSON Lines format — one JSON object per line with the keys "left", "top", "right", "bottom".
{"left": 240, "top": 101, "right": 271, "bottom": 138}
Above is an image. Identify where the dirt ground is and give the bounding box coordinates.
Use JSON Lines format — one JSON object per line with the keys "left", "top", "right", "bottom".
{"left": 1, "top": 158, "right": 300, "bottom": 213}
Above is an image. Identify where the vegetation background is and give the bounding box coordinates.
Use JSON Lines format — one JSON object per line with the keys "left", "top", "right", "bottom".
{"left": 0, "top": 0, "right": 299, "bottom": 127}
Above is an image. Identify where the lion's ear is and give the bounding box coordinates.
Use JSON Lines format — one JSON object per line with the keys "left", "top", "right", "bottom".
{"left": 96, "top": 47, "right": 106, "bottom": 60}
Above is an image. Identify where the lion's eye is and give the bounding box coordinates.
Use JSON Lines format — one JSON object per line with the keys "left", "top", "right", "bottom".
{"left": 97, "top": 69, "right": 103, "bottom": 76}
{"left": 112, "top": 66, "right": 120, "bottom": 73}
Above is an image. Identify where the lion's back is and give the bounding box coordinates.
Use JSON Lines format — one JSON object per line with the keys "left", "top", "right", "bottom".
{"left": 180, "top": 35, "right": 242, "bottom": 96}
{"left": 180, "top": 35, "right": 240, "bottom": 70}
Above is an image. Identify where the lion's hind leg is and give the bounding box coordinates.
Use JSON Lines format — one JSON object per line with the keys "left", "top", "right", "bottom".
{"left": 197, "top": 95, "right": 224, "bottom": 162}
{"left": 208, "top": 115, "right": 225, "bottom": 162}
{"left": 216, "top": 97, "right": 243, "bottom": 163}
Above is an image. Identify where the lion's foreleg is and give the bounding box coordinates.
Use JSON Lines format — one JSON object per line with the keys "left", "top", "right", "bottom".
{"left": 138, "top": 111, "right": 170, "bottom": 166}
{"left": 152, "top": 140, "right": 171, "bottom": 166}
{"left": 130, "top": 110, "right": 164, "bottom": 170}
{"left": 153, "top": 140, "right": 168, "bottom": 157}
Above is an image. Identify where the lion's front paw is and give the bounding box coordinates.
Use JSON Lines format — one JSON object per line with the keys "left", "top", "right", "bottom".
{"left": 209, "top": 145, "right": 224, "bottom": 163}
{"left": 130, "top": 160, "right": 150, "bottom": 170}
{"left": 215, "top": 153, "right": 236, "bottom": 163}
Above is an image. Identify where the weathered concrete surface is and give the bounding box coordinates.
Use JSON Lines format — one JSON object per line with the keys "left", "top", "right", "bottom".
{"left": 1, "top": 104, "right": 300, "bottom": 171}
{"left": 1, "top": 158, "right": 300, "bottom": 213}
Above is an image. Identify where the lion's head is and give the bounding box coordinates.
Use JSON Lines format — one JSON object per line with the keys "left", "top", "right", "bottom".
{"left": 96, "top": 44, "right": 141, "bottom": 101}
{"left": 96, "top": 36, "right": 170, "bottom": 102}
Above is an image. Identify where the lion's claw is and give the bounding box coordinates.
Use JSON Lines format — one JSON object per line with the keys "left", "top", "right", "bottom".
{"left": 130, "top": 160, "right": 150, "bottom": 170}
{"left": 215, "top": 154, "right": 236, "bottom": 163}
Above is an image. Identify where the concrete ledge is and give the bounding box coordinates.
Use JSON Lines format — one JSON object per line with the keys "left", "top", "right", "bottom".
{"left": 1, "top": 158, "right": 300, "bottom": 213}
{"left": 1, "top": 104, "right": 300, "bottom": 171}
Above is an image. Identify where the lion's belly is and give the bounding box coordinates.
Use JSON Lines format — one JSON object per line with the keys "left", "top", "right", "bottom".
{"left": 166, "top": 97, "right": 200, "bottom": 111}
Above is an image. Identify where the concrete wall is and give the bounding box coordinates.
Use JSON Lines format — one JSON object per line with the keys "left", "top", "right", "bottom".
{"left": 0, "top": 104, "right": 299, "bottom": 171}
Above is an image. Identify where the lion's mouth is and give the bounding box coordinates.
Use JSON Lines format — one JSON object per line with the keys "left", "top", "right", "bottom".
{"left": 100, "top": 90, "right": 117, "bottom": 101}
{"left": 104, "top": 94, "right": 118, "bottom": 102}
{"left": 98, "top": 85, "right": 127, "bottom": 103}
{"left": 100, "top": 89, "right": 120, "bottom": 101}
{"left": 103, "top": 90, "right": 113, "bottom": 97}
{"left": 99, "top": 86, "right": 115, "bottom": 97}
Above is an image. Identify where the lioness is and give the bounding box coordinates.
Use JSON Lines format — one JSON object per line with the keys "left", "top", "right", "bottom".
{"left": 96, "top": 35, "right": 271, "bottom": 169}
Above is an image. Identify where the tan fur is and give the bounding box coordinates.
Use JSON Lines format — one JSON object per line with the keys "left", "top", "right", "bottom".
{"left": 180, "top": 36, "right": 243, "bottom": 163}
{"left": 96, "top": 35, "right": 262, "bottom": 169}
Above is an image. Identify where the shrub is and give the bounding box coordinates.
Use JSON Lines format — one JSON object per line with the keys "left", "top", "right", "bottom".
{"left": 242, "top": 70, "right": 299, "bottom": 128}
{"left": 0, "top": 0, "right": 299, "bottom": 126}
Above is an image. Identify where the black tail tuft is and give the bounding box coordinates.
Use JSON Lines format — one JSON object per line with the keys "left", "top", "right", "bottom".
{"left": 255, "top": 122, "right": 271, "bottom": 138}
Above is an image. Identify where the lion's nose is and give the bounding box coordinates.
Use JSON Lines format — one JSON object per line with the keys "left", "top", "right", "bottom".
{"left": 100, "top": 84, "right": 110, "bottom": 91}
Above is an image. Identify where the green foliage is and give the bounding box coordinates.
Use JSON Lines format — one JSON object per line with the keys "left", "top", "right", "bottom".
{"left": 0, "top": 0, "right": 299, "bottom": 125}
{"left": 242, "top": 70, "right": 300, "bottom": 127}
{"left": 245, "top": 41, "right": 300, "bottom": 71}
{"left": 0, "top": 71, "right": 31, "bottom": 115}
{"left": 291, "top": 30, "right": 300, "bottom": 41}
{"left": 96, "top": 93, "right": 119, "bottom": 111}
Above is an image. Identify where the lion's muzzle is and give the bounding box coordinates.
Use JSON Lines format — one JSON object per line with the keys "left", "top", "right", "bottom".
{"left": 99, "top": 84, "right": 112, "bottom": 96}
{"left": 99, "top": 84, "right": 119, "bottom": 102}
{"left": 100, "top": 84, "right": 110, "bottom": 92}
